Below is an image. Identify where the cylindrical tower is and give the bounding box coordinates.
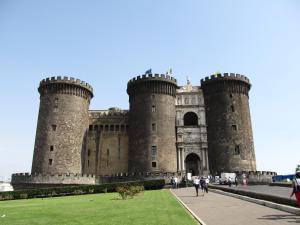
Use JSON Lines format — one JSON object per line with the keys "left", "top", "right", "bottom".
{"left": 201, "top": 73, "right": 256, "bottom": 174}
{"left": 127, "top": 74, "right": 178, "bottom": 173}
{"left": 31, "top": 76, "right": 93, "bottom": 175}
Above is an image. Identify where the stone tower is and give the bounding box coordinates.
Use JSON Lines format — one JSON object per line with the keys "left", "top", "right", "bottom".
{"left": 201, "top": 73, "right": 256, "bottom": 174}
{"left": 31, "top": 77, "right": 93, "bottom": 175}
{"left": 127, "top": 74, "right": 178, "bottom": 173}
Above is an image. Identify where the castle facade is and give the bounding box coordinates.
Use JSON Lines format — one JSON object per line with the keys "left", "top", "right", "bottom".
{"left": 12, "top": 73, "right": 258, "bottom": 187}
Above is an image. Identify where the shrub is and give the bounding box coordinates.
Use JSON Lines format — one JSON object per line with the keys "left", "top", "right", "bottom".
{"left": 116, "top": 185, "right": 144, "bottom": 199}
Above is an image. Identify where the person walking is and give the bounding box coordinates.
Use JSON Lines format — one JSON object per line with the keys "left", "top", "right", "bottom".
{"left": 204, "top": 177, "right": 209, "bottom": 193}
{"left": 174, "top": 176, "right": 178, "bottom": 189}
{"left": 193, "top": 176, "right": 200, "bottom": 196}
{"left": 290, "top": 169, "right": 300, "bottom": 207}
{"left": 235, "top": 176, "right": 239, "bottom": 187}
{"left": 200, "top": 177, "right": 205, "bottom": 196}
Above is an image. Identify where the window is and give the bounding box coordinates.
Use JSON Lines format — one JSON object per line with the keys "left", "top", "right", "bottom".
{"left": 89, "top": 125, "right": 93, "bottom": 131}
{"left": 94, "top": 125, "right": 98, "bottom": 131}
{"left": 110, "top": 125, "right": 114, "bottom": 131}
{"left": 50, "top": 145, "right": 54, "bottom": 151}
{"left": 105, "top": 125, "right": 109, "bottom": 131}
{"left": 229, "top": 93, "right": 233, "bottom": 98}
{"left": 152, "top": 123, "right": 156, "bottom": 132}
{"left": 107, "top": 149, "right": 109, "bottom": 166}
{"left": 152, "top": 106, "right": 156, "bottom": 112}
{"left": 151, "top": 146, "right": 157, "bottom": 160}
{"left": 231, "top": 105, "right": 235, "bottom": 112}
{"left": 234, "top": 145, "right": 240, "bottom": 155}
{"left": 53, "top": 105, "right": 58, "bottom": 112}
{"left": 232, "top": 125, "right": 237, "bottom": 131}
{"left": 152, "top": 161, "right": 157, "bottom": 168}
{"left": 87, "top": 149, "right": 91, "bottom": 156}
{"left": 52, "top": 125, "right": 57, "bottom": 131}
{"left": 49, "top": 159, "right": 53, "bottom": 165}
{"left": 183, "top": 112, "right": 198, "bottom": 126}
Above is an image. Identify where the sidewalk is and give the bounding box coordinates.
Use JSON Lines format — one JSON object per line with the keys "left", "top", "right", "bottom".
{"left": 171, "top": 187, "right": 300, "bottom": 225}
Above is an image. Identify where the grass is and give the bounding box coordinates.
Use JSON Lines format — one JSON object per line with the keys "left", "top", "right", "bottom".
{"left": 0, "top": 189, "right": 198, "bottom": 225}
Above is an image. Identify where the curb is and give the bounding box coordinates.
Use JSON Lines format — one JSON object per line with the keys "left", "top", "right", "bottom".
{"left": 209, "top": 188, "right": 300, "bottom": 216}
{"left": 170, "top": 189, "right": 207, "bottom": 225}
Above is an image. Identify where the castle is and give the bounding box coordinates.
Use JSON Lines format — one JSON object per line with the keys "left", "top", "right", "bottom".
{"left": 12, "top": 72, "right": 262, "bottom": 188}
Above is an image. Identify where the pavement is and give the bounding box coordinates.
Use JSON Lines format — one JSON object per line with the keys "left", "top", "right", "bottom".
{"left": 171, "top": 187, "right": 300, "bottom": 225}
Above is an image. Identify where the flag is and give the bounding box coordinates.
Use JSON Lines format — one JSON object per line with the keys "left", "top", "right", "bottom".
{"left": 145, "top": 69, "right": 152, "bottom": 74}
{"left": 166, "top": 68, "right": 172, "bottom": 75}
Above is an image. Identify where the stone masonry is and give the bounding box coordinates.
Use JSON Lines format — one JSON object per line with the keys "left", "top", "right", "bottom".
{"left": 12, "top": 72, "right": 258, "bottom": 187}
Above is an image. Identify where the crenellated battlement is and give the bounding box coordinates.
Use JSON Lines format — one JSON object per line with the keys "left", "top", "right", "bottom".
{"left": 127, "top": 73, "right": 178, "bottom": 97}
{"left": 11, "top": 173, "right": 97, "bottom": 188}
{"left": 39, "top": 76, "right": 93, "bottom": 97}
{"left": 127, "top": 73, "right": 177, "bottom": 85}
{"left": 89, "top": 109, "right": 129, "bottom": 118}
{"left": 200, "top": 73, "right": 251, "bottom": 85}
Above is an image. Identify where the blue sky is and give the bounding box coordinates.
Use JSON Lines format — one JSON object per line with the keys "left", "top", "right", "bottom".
{"left": 0, "top": 0, "right": 299, "bottom": 179}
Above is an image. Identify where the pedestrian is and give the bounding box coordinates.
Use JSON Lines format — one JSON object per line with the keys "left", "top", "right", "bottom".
{"left": 290, "top": 170, "right": 300, "bottom": 207}
{"left": 174, "top": 176, "right": 178, "bottom": 189}
{"left": 200, "top": 177, "right": 205, "bottom": 195}
{"left": 193, "top": 176, "right": 200, "bottom": 196}
{"left": 204, "top": 177, "right": 209, "bottom": 193}
{"left": 228, "top": 177, "right": 232, "bottom": 187}
{"left": 171, "top": 177, "right": 174, "bottom": 188}
{"left": 235, "top": 176, "right": 238, "bottom": 187}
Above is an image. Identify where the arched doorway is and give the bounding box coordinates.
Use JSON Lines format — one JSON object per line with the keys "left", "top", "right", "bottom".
{"left": 185, "top": 153, "right": 201, "bottom": 176}
{"left": 183, "top": 112, "right": 198, "bottom": 126}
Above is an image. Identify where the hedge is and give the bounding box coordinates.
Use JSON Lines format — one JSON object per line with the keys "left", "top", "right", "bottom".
{"left": 0, "top": 179, "right": 165, "bottom": 201}
{"left": 208, "top": 184, "right": 298, "bottom": 207}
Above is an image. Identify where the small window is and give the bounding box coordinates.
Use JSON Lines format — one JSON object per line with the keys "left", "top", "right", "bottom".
{"left": 229, "top": 93, "right": 233, "bottom": 98}
{"left": 231, "top": 105, "right": 235, "bottom": 112}
{"left": 152, "top": 161, "right": 157, "bottom": 168}
{"left": 152, "top": 123, "right": 156, "bottom": 132}
{"left": 110, "top": 125, "right": 114, "bottom": 131}
{"left": 50, "top": 145, "right": 54, "bottom": 151}
{"left": 99, "top": 125, "right": 104, "bottom": 131}
{"left": 234, "top": 145, "right": 240, "bottom": 155}
{"left": 89, "top": 125, "right": 93, "bottom": 131}
{"left": 94, "top": 125, "right": 98, "bottom": 131}
{"left": 106, "top": 149, "right": 109, "bottom": 166}
{"left": 152, "top": 106, "right": 156, "bottom": 112}
{"left": 49, "top": 159, "right": 53, "bottom": 165}
{"left": 53, "top": 105, "right": 58, "bottom": 112}
{"left": 105, "top": 125, "right": 109, "bottom": 131}
{"left": 52, "top": 125, "right": 57, "bottom": 131}
{"left": 232, "top": 125, "right": 237, "bottom": 131}
{"left": 121, "top": 125, "right": 125, "bottom": 131}
{"left": 87, "top": 149, "right": 91, "bottom": 156}
{"left": 151, "top": 146, "right": 157, "bottom": 160}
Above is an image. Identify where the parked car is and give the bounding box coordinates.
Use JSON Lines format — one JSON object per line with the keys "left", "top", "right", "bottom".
{"left": 219, "top": 173, "right": 236, "bottom": 185}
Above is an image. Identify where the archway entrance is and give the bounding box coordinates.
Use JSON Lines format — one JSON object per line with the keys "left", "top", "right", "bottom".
{"left": 185, "top": 153, "right": 201, "bottom": 176}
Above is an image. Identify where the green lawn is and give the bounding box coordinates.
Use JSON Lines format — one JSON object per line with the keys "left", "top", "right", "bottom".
{"left": 0, "top": 189, "right": 198, "bottom": 225}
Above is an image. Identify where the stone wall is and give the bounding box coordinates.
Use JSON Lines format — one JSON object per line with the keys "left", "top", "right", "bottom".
{"left": 127, "top": 74, "right": 178, "bottom": 173}
{"left": 31, "top": 77, "right": 93, "bottom": 175}
{"left": 85, "top": 109, "right": 129, "bottom": 176}
{"left": 201, "top": 73, "right": 256, "bottom": 174}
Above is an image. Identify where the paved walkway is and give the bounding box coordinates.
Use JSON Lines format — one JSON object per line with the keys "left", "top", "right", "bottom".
{"left": 172, "top": 187, "right": 300, "bottom": 225}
